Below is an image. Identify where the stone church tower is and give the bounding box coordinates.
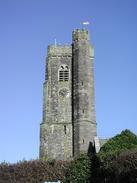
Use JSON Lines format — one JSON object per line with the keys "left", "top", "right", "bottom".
{"left": 40, "top": 29, "right": 97, "bottom": 160}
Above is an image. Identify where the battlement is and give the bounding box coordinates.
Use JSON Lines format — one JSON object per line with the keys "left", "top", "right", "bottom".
{"left": 72, "top": 29, "right": 89, "bottom": 41}
{"left": 47, "top": 45, "right": 72, "bottom": 57}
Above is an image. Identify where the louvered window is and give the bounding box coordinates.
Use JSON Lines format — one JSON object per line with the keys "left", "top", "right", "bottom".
{"left": 59, "top": 65, "right": 69, "bottom": 82}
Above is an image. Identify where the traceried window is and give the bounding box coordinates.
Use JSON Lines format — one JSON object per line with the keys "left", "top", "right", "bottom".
{"left": 59, "top": 65, "right": 69, "bottom": 82}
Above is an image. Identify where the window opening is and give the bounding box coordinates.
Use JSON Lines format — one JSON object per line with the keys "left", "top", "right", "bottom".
{"left": 59, "top": 65, "right": 69, "bottom": 82}
{"left": 83, "top": 139, "right": 84, "bottom": 144}
{"left": 64, "top": 125, "right": 67, "bottom": 134}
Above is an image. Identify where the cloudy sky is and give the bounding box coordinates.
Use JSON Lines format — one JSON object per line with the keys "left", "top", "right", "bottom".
{"left": 0, "top": 0, "right": 137, "bottom": 163}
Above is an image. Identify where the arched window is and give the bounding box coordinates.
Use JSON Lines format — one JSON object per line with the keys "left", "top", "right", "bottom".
{"left": 59, "top": 65, "right": 69, "bottom": 82}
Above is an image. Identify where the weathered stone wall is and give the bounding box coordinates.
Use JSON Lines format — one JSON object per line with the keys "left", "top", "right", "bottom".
{"left": 40, "top": 45, "right": 73, "bottom": 160}
{"left": 72, "top": 29, "right": 97, "bottom": 156}
{"left": 40, "top": 29, "right": 97, "bottom": 160}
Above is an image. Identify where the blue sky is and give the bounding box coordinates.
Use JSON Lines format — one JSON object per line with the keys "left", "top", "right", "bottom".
{"left": 0, "top": 0, "right": 137, "bottom": 163}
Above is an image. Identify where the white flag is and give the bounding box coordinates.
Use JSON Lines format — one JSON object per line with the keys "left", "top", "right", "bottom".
{"left": 82, "top": 21, "right": 90, "bottom": 25}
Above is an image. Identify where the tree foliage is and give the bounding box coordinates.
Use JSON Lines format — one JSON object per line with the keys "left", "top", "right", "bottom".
{"left": 95, "top": 129, "right": 137, "bottom": 183}
{"left": 98, "top": 129, "right": 137, "bottom": 163}
{"left": 111, "top": 148, "right": 137, "bottom": 183}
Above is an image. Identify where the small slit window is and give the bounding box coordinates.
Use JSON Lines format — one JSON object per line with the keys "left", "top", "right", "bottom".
{"left": 64, "top": 125, "right": 67, "bottom": 134}
{"left": 59, "top": 65, "right": 69, "bottom": 82}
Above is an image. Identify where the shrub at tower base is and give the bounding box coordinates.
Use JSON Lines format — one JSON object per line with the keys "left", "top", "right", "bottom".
{"left": 64, "top": 153, "right": 91, "bottom": 183}
{"left": 0, "top": 160, "right": 70, "bottom": 183}
{"left": 0, "top": 154, "right": 91, "bottom": 183}
{"left": 0, "top": 129, "right": 137, "bottom": 183}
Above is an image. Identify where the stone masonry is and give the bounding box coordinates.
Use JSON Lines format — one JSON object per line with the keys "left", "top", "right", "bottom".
{"left": 39, "top": 29, "right": 97, "bottom": 160}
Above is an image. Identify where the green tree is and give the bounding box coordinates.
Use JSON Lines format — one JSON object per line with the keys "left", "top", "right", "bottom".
{"left": 98, "top": 129, "right": 137, "bottom": 164}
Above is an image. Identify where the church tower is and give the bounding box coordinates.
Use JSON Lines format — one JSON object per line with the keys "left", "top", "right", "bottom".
{"left": 40, "top": 29, "right": 97, "bottom": 160}
{"left": 72, "top": 29, "right": 96, "bottom": 156}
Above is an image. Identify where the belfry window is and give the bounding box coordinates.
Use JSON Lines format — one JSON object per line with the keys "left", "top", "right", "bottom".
{"left": 59, "top": 65, "right": 69, "bottom": 82}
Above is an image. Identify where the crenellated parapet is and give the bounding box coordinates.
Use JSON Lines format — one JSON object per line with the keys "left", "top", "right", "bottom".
{"left": 72, "top": 29, "right": 89, "bottom": 41}
{"left": 47, "top": 45, "right": 72, "bottom": 57}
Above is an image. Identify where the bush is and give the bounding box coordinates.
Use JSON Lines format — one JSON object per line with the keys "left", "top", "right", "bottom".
{"left": 1, "top": 129, "right": 137, "bottom": 183}
{"left": 92, "top": 149, "right": 137, "bottom": 183}
{"left": 95, "top": 130, "right": 137, "bottom": 183}
{"left": 0, "top": 159, "right": 70, "bottom": 183}
{"left": 112, "top": 148, "right": 137, "bottom": 183}
{"left": 65, "top": 153, "right": 91, "bottom": 183}
{"left": 0, "top": 155, "right": 92, "bottom": 183}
